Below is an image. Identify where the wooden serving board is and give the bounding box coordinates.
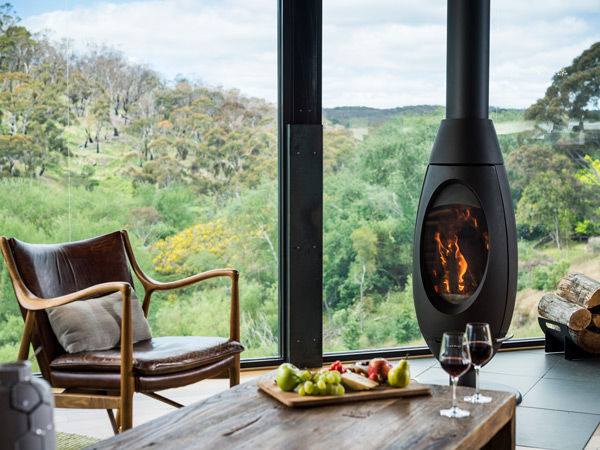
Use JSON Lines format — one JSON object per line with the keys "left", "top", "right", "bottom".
{"left": 257, "top": 377, "right": 431, "bottom": 407}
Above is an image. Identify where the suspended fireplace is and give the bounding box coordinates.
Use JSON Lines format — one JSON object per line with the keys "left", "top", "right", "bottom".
{"left": 413, "top": 0, "right": 517, "bottom": 374}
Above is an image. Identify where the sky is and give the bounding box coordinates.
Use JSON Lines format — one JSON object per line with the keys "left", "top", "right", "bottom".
{"left": 14, "top": 0, "right": 600, "bottom": 109}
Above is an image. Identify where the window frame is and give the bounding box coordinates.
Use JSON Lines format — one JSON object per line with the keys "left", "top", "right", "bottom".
{"left": 243, "top": 0, "right": 544, "bottom": 369}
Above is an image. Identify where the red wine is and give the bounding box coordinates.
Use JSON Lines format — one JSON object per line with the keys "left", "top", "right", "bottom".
{"left": 469, "top": 340, "right": 493, "bottom": 366}
{"left": 440, "top": 357, "right": 470, "bottom": 377}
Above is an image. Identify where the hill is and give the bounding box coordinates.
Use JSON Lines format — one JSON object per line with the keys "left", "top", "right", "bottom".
{"left": 323, "top": 105, "right": 440, "bottom": 128}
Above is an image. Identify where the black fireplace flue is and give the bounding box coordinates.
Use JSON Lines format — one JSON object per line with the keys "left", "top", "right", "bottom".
{"left": 413, "top": 0, "right": 518, "bottom": 383}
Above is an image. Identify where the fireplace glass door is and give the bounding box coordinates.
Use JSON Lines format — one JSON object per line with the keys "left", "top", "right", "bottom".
{"left": 424, "top": 183, "right": 488, "bottom": 305}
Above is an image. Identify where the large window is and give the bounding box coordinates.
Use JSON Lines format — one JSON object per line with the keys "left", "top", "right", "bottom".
{"left": 0, "top": 1, "right": 278, "bottom": 363}
{"left": 322, "top": 1, "right": 600, "bottom": 353}
{"left": 2, "top": 1, "right": 600, "bottom": 367}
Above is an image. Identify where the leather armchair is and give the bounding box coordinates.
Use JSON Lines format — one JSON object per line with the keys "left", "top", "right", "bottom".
{"left": 0, "top": 230, "right": 243, "bottom": 433}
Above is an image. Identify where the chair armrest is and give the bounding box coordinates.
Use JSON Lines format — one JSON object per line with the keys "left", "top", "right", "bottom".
{"left": 120, "top": 229, "right": 240, "bottom": 342}
{"left": 11, "top": 281, "right": 134, "bottom": 311}
{"left": 141, "top": 268, "right": 241, "bottom": 344}
{"left": 139, "top": 268, "right": 239, "bottom": 291}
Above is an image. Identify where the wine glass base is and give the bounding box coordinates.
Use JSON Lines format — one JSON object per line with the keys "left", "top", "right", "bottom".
{"left": 430, "top": 378, "right": 523, "bottom": 405}
{"left": 440, "top": 406, "right": 470, "bottom": 418}
{"left": 464, "top": 392, "right": 492, "bottom": 404}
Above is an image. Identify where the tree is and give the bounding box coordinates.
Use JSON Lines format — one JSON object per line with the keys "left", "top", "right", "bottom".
{"left": 0, "top": 25, "right": 37, "bottom": 73}
{"left": 506, "top": 145, "right": 571, "bottom": 202}
{"left": 517, "top": 170, "right": 581, "bottom": 258}
{"left": 0, "top": 72, "right": 41, "bottom": 135}
{"left": 0, "top": 134, "right": 34, "bottom": 175}
{"left": 0, "top": 3, "right": 18, "bottom": 33}
{"left": 350, "top": 226, "right": 377, "bottom": 333}
{"left": 525, "top": 42, "right": 600, "bottom": 124}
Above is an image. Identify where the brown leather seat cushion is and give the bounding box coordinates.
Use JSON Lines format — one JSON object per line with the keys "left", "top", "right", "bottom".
{"left": 49, "top": 336, "right": 244, "bottom": 376}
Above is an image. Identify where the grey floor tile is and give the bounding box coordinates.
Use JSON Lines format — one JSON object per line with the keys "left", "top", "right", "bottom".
{"left": 521, "top": 378, "right": 600, "bottom": 414}
{"left": 483, "top": 349, "right": 562, "bottom": 377}
{"left": 415, "top": 366, "right": 535, "bottom": 401}
{"left": 516, "top": 406, "right": 600, "bottom": 450}
{"left": 412, "top": 366, "right": 448, "bottom": 385}
{"left": 404, "top": 357, "right": 437, "bottom": 377}
{"left": 543, "top": 357, "right": 600, "bottom": 383}
{"left": 477, "top": 371, "right": 540, "bottom": 397}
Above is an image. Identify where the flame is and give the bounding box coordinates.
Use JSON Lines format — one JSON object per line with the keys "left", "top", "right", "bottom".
{"left": 434, "top": 232, "right": 451, "bottom": 293}
{"left": 457, "top": 207, "right": 478, "bottom": 229}
{"left": 454, "top": 235, "right": 468, "bottom": 293}
{"left": 430, "top": 206, "right": 485, "bottom": 297}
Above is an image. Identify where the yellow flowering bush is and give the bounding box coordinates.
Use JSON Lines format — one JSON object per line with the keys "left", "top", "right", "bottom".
{"left": 153, "top": 218, "right": 238, "bottom": 275}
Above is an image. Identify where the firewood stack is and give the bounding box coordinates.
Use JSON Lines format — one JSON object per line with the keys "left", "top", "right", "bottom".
{"left": 538, "top": 272, "right": 600, "bottom": 355}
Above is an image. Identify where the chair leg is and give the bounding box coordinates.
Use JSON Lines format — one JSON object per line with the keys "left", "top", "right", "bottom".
{"left": 229, "top": 354, "right": 240, "bottom": 387}
{"left": 106, "top": 409, "right": 119, "bottom": 435}
{"left": 120, "top": 388, "right": 134, "bottom": 432}
{"left": 141, "top": 392, "right": 183, "bottom": 409}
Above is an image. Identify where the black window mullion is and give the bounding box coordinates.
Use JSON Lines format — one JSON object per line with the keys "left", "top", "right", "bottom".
{"left": 278, "top": 0, "right": 323, "bottom": 368}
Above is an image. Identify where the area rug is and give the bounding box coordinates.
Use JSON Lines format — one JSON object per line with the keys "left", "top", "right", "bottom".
{"left": 56, "top": 431, "right": 102, "bottom": 450}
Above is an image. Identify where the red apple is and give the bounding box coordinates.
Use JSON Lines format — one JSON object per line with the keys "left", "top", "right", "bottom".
{"left": 368, "top": 358, "right": 392, "bottom": 382}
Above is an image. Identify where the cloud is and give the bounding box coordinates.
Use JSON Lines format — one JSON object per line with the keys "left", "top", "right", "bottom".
{"left": 22, "top": 0, "right": 600, "bottom": 109}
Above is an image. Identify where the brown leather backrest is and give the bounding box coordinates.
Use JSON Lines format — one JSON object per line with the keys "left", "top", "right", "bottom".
{"left": 7, "top": 231, "right": 135, "bottom": 378}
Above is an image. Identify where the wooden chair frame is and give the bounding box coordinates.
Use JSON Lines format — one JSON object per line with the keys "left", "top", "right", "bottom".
{"left": 0, "top": 229, "right": 240, "bottom": 432}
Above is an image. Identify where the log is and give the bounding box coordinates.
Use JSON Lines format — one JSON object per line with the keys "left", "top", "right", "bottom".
{"left": 538, "top": 294, "right": 591, "bottom": 331}
{"left": 590, "top": 307, "right": 600, "bottom": 328}
{"left": 568, "top": 329, "right": 600, "bottom": 354}
{"left": 556, "top": 272, "right": 600, "bottom": 308}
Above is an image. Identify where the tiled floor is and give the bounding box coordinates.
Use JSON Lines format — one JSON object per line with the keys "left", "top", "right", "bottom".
{"left": 414, "top": 349, "right": 600, "bottom": 450}
{"left": 55, "top": 349, "right": 600, "bottom": 449}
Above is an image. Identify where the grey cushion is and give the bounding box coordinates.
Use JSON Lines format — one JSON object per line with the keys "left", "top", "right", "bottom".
{"left": 46, "top": 290, "right": 152, "bottom": 354}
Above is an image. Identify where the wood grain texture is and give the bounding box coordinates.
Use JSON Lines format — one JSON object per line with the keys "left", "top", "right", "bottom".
{"left": 54, "top": 393, "right": 121, "bottom": 409}
{"left": 569, "top": 329, "right": 600, "bottom": 354}
{"left": 538, "top": 293, "right": 592, "bottom": 330}
{"left": 556, "top": 272, "right": 600, "bottom": 308}
{"left": 89, "top": 375, "right": 515, "bottom": 450}
{"left": 257, "top": 378, "right": 431, "bottom": 407}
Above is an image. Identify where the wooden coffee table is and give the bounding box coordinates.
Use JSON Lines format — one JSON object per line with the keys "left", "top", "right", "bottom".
{"left": 89, "top": 374, "right": 515, "bottom": 449}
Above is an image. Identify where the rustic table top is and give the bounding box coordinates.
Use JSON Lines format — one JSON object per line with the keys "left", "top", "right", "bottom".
{"left": 89, "top": 374, "right": 516, "bottom": 450}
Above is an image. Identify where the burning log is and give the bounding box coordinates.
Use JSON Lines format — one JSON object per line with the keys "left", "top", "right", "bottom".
{"left": 538, "top": 294, "right": 592, "bottom": 331}
{"left": 556, "top": 272, "right": 600, "bottom": 308}
{"left": 538, "top": 294, "right": 591, "bottom": 331}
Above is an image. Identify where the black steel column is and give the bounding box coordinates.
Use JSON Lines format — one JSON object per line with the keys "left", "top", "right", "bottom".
{"left": 446, "top": 0, "right": 490, "bottom": 119}
{"left": 278, "top": 0, "right": 323, "bottom": 368}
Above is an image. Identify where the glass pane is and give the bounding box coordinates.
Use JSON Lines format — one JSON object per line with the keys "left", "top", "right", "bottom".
{"left": 0, "top": 1, "right": 278, "bottom": 363}
{"left": 322, "top": 3, "right": 443, "bottom": 352}
{"left": 424, "top": 184, "right": 488, "bottom": 304}
{"left": 323, "top": 1, "right": 600, "bottom": 352}
{"left": 494, "top": 3, "right": 600, "bottom": 340}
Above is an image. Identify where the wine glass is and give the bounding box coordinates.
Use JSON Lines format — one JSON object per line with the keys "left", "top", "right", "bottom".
{"left": 439, "top": 331, "right": 471, "bottom": 418}
{"left": 464, "top": 322, "right": 493, "bottom": 404}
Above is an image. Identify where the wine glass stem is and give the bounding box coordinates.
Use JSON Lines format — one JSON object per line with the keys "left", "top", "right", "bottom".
{"left": 452, "top": 376, "right": 458, "bottom": 409}
{"left": 475, "top": 367, "right": 480, "bottom": 396}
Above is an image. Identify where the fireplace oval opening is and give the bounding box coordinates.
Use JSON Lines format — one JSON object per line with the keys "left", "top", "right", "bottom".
{"left": 422, "top": 182, "right": 489, "bottom": 311}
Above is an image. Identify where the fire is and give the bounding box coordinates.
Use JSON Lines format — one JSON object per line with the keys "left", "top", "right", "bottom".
{"left": 429, "top": 206, "right": 487, "bottom": 298}
{"left": 454, "top": 235, "right": 468, "bottom": 292}
{"left": 434, "top": 232, "right": 451, "bottom": 294}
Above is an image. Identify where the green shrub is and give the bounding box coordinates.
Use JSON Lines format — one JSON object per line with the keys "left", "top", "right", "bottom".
{"left": 531, "top": 260, "right": 570, "bottom": 291}
{"left": 342, "top": 313, "right": 361, "bottom": 350}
